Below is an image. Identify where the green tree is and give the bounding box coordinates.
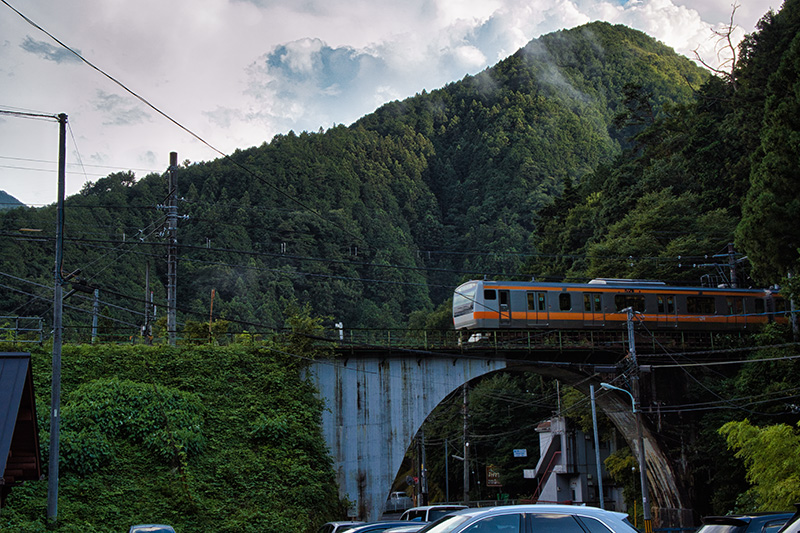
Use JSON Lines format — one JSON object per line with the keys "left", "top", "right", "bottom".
{"left": 719, "top": 419, "right": 800, "bottom": 511}
{"left": 737, "top": 32, "right": 800, "bottom": 282}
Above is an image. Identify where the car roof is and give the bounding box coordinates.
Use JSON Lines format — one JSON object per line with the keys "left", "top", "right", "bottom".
{"left": 702, "top": 514, "right": 795, "bottom": 525}
{"left": 406, "top": 505, "right": 467, "bottom": 510}
{"left": 347, "top": 521, "right": 422, "bottom": 532}
{"left": 446, "top": 504, "right": 631, "bottom": 520}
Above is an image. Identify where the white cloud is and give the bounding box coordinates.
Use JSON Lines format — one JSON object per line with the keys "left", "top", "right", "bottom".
{"left": 0, "top": 0, "right": 769, "bottom": 206}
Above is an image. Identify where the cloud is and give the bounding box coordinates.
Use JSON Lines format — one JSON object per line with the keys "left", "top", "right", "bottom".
{"left": 20, "top": 35, "right": 81, "bottom": 64}
{"left": 93, "top": 90, "right": 151, "bottom": 126}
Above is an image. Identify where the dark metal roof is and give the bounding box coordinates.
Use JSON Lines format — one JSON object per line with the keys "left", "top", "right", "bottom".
{"left": 0, "top": 352, "right": 42, "bottom": 506}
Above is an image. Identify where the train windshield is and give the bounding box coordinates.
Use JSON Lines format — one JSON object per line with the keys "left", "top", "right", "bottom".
{"left": 453, "top": 282, "right": 478, "bottom": 316}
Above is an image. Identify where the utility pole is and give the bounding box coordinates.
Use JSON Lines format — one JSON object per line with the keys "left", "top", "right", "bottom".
{"left": 445, "top": 438, "right": 450, "bottom": 503}
{"left": 626, "top": 308, "right": 652, "bottom": 533}
{"left": 420, "top": 429, "right": 428, "bottom": 506}
{"left": 167, "top": 152, "right": 178, "bottom": 345}
{"left": 47, "top": 112, "right": 67, "bottom": 523}
{"left": 728, "top": 242, "right": 737, "bottom": 288}
{"left": 590, "top": 385, "right": 605, "bottom": 509}
{"left": 462, "top": 383, "right": 470, "bottom": 505}
{"left": 91, "top": 288, "right": 99, "bottom": 344}
{"left": 144, "top": 262, "right": 151, "bottom": 344}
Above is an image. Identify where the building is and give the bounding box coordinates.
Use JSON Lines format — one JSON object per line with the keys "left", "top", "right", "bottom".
{"left": 530, "top": 416, "right": 625, "bottom": 510}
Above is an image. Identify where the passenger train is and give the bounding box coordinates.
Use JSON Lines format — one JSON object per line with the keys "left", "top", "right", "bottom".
{"left": 452, "top": 278, "right": 788, "bottom": 331}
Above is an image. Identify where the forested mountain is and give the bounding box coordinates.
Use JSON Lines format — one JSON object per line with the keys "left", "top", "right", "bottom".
{"left": 0, "top": 190, "right": 24, "bottom": 210}
{"left": 2, "top": 2, "right": 800, "bottom": 527}
{"left": 0, "top": 21, "right": 716, "bottom": 336}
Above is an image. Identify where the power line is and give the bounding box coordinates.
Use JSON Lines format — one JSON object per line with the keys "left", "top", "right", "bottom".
{"left": 1, "top": 0, "right": 365, "bottom": 247}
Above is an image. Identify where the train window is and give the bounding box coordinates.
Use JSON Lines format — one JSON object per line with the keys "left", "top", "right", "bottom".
{"left": 527, "top": 293, "right": 535, "bottom": 311}
{"left": 657, "top": 295, "right": 675, "bottom": 313}
{"left": 614, "top": 294, "right": 645, "bottom": 312}
{"left": 756, "top": 299, "right": 765, "bottom": 314}
{"left": 726, "top": 297, "right": 744, "bottom": 315}
{"left": 484, "top": 289, "right": 497, "bottom": 301}
{"left": 584, "top": 294, "right": 592, "bottom": 312}
{"left": 500, "top": 291, "right": 509, "bottom": 306}
{"left": 559, "top": 293, "right": 571, "bottom": 311}
{"left": 687, "top": 296, "right": 715, "bottom": 314}
{"left": 775, "top": 297, "right": 788, "bottom": 313}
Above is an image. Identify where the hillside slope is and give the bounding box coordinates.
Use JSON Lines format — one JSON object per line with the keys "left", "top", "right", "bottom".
{"left": 0, "top": 22, "right": 708, "bottom": 334}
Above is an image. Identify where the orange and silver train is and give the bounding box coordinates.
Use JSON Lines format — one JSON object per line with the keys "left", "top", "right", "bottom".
{"left": 452, "top": 279, "right": 788, "bottom": 331}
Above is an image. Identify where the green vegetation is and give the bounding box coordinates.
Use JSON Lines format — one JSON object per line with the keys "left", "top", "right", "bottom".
{"left": 0, "top": 309, "right": 345, "bottom": 532}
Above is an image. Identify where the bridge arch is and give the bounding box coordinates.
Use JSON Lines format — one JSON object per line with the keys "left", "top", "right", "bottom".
{"left": 310, "top": 352, "right": 508, "bottom": 521}
{"left": 309, "top": 352, "right": 692, "bottom": 525}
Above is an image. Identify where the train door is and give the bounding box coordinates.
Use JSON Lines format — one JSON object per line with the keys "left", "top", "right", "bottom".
{"left": 726, "top": 296, "right": 745, "bottom": 328}
{"left": 499, "top": 290, "right": 512, "bottom": 327}
{"left": 527, "top": 291, "right": 548, "bottom": 326}
{"left": 656, "top": 294, "right": 677, "bottom": 327}
{"left": 583, "top": 292, "right": 604, "bottom": 326}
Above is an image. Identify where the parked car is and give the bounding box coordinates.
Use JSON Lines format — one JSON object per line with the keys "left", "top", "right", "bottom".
{"left": 386, "top": 491, "right": 415, "bottom": 512}
{"left": 777, "top": 504, "right": 800, "bottom": 533}
{"left": 400, "top": 505, "right": 468, "bottom": 523}
{"left": 345, "top": 521, "right": 424, "bottom": 533}
{"left": 414, "top": 504, "right": 638, "bottom": 533}
{"left": 129, "top": 526, "right": 176, "bottom": 533}
{"left": 318, "top": 521, "right": 366, "bottom": 533}
{"left": 696, "top": 513, "right": 795, "bottom": 533}
{"left": 383, "top": 525, "right": 428, "bottom": 533}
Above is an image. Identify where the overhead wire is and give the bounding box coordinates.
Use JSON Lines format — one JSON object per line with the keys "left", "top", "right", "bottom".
{"left": 1, "top": 0, "right": 365, "bottom": 248}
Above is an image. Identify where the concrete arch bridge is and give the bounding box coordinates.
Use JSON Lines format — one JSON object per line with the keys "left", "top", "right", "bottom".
{"left": 308, "top": 333, "right": 702, "bottom": 526}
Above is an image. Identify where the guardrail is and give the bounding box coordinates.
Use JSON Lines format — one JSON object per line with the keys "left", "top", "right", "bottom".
{"left": 0, "top": 316, "right": 43, "bottom": 344}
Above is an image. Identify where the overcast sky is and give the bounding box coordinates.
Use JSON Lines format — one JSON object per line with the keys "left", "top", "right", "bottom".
{"left": 0, "top": 0, "right": 775, "bottom": 207}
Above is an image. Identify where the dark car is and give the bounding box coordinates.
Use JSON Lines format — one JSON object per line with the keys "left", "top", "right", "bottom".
{"left": 128, "top": 526, "right": 176, "bottom": 533}
{"left": 346, "top": 521, "right": 424, "bottom": 533}
{"left": 696, "top": 513, "right": 795, "bottom": 533}
{"left": 318, "top": 521, "right": 366, "bottom": 533}
{"left": 777, "top": 504, "right": 800, "bottom": 533}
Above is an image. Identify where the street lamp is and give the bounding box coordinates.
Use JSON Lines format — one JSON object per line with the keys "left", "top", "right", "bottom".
{"left": 601, "top": 382, "right": 652, "bottom": 533}
{"left": 600, "top": 382, "right": 635, "bottom": 412}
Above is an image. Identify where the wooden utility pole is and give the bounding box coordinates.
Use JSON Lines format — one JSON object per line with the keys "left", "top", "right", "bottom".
{"left": 47, "top": 112, "right": 67, "bottom": 523}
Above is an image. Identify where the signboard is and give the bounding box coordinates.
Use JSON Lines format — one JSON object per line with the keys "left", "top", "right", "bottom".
{"left": 486, "top": 464, "right": 502, "bottom": 487}
{"left": 513, "top": 449, "right": 527, "bottom": 458}
{"left": 523, "top": 469, "right": 536, "bottom": 479}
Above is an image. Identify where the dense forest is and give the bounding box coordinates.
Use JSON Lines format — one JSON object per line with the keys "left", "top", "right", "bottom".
{"left": 0, "top": 20, "right": 712, "bottom": 336}
{"left": 2, "top": 0, "right": 800, "bottom": 530}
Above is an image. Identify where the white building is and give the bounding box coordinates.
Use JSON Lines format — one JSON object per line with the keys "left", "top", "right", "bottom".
{"left": 531, "top": 416, "right": 626, "bottom": 510}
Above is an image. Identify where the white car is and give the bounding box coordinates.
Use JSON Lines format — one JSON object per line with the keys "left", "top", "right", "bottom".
{"left": 414, "top": 504, "right": 638, "bottom": 533}
{"left": 400, "top": 505, "right": 467, "bottom": 522}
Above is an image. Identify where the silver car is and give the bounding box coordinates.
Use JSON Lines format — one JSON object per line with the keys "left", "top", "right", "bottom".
{"left": 415, "top": 504, "right": 638, "bottom": 533}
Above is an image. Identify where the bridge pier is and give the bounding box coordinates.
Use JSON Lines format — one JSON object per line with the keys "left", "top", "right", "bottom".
{"left": 309, "top": 353, "right": 507, "bottom": 521}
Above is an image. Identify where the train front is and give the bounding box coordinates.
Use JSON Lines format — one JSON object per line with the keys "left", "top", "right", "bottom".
{"left": 452, "top": 280, "right": 481, "bottom": 329}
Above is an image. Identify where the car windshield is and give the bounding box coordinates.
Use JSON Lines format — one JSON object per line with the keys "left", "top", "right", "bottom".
{"left": 783, "top": 520, "right": 800, "bottom": 533}
{"left": 417, "top": 515, "right": 472, "bottom": 533}
{"left": 697, "top": 525, "right": 743, "bottom": 533}
{"left": 429, "top": 509, "right": 462, "bottom": 521}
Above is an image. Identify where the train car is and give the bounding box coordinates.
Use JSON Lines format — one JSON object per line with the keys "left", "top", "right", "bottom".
{"left": 452, "top": 278, "right": 787, "bottom": 331}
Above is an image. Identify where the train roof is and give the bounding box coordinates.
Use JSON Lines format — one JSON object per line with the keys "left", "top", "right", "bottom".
{"left": 456, "top": 279, "right": 777, "bottom": 294}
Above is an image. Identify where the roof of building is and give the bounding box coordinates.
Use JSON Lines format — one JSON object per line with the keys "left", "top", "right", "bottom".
{"left": 0, "top": 352, "right": 42, "bottom": 505}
